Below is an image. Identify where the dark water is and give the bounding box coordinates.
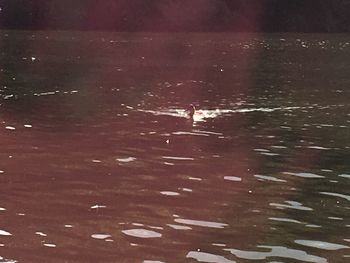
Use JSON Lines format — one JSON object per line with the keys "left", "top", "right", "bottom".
{"left": 0, "top": 31, "right": 350, "bottom": 262}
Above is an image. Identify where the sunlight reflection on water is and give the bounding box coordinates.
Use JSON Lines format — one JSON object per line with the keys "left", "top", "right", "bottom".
{"left": 187, "top": 251, "right": 235, "bottom": 263}
{"left": 294, "top": 240, "right": 349, "bottom": 250}
{"left": 174, "top": 219, "right": 228, "bottom": 229}
{"left": 122, "top": 229, "right": 162, "bottom": 238}
{"left": 225, "top": 246, "right": 328, "bottom": 263}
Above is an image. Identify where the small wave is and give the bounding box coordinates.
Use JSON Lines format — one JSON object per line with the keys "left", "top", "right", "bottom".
{"left": 174, "top": 218, "right": 228, "bottom": 229}
{"left": 295, "top": 240, "right": 349, "bottom": 250}
{"left": 137, "top": 106, "right": 303, "bottom": 123}
{"left": 122, "top": 228, "right": 162, "bottom": 238}
{"left": 186, "top": 251, "right": 235, "bottom": 263}
{"left": 225, "top": 245, "right": 327, "bottom": 263}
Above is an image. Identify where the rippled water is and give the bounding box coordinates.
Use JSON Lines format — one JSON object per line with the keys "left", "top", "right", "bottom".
{"left": 0, "top": 31, "right": 350, "bottom": 262}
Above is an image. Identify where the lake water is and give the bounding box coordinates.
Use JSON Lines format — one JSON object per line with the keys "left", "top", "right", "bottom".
{"left": 0, "top": 31, "right": 349, "bottom": 262}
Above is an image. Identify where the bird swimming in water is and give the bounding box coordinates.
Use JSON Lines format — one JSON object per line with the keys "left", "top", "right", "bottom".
{"left": 185, "top": 104, "right": 222, "bottom": 122}
{"left": 186, "top": 104, "right": 196, "bottom": 119}
{"left": 138, "top": 104, "right": 224, "bottom": 123}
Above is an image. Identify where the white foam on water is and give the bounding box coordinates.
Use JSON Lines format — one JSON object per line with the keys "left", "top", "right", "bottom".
{"left": 139, "top": 106, "right": 302, "bottom": 124}
{"left": 225, "top": 245, "right": 327, "bottom": 263}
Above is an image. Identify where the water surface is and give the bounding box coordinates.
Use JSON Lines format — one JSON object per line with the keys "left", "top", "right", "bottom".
{"left": 0, "top": 31, "right": 349, "bottom": 262}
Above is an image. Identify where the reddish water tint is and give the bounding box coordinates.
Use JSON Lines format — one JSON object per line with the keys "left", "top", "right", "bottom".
{"left": 0, "top": 32, "right": 349, "bottom": 262}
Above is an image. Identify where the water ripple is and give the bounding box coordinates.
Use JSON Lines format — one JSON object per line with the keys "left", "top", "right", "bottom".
{"left": 91, "top": 234, "right": 111, "bottom": 240}
{"left": 160, "top": 191, "right": 180, "bottom": 196}
{"left": 116, "top": 157, "right": 136, "bottom": 163}
{"left": 269, "top": 217, "right": 303, "bottom": 224}
{"left": 162, "top": 156, "right": 194, "bottom": 161}
{"left": 339, "top": 174, "right": 350, "bottom": 179}
{"left": 174, "top": 218, "right": 228, "bottom": 229}
{"left": 225, "top": 245, "right": 327, "bottom": 263}
{"left": 186, "top": 251, "right": 235, "bottom": 263}
{"left": 43, "top": 243, "right": 56, "bottom": 248}
{"left": 284, "top": 172, "right": 324, "bottom": 179}
{"left": 122, "top": 229, "right": 162, "bottom": 238}
{"left": 172, "top": 131, "right": 210, "bottom": 137}
{"left": 167, "top": 224, "right": 192, "bottom": 230}
{"left": 224, "top": 176, "right": 242, "bottom": 182}
{"left": 295, "top": 240, "right": 349, "bottom": 250}
{"left": 320, "top": 192, "right": 350, "bottom": 201}
{"left": 270, "top": 201, "right": 313, "bottom": 211}
{"left": 254, "top": 174, "right": 286, "bottom": 182}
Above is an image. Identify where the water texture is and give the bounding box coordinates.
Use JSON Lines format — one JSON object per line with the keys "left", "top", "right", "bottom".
{"left": 0, "top": 31, "right": 349, "bottom": 262}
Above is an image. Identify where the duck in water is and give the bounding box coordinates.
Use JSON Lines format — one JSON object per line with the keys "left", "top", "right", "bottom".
{"left": 185, "top": 104, "right": 223, "bottom": 122}
{"left": 186, "top": 104, "right": 196, "bottom": 119}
